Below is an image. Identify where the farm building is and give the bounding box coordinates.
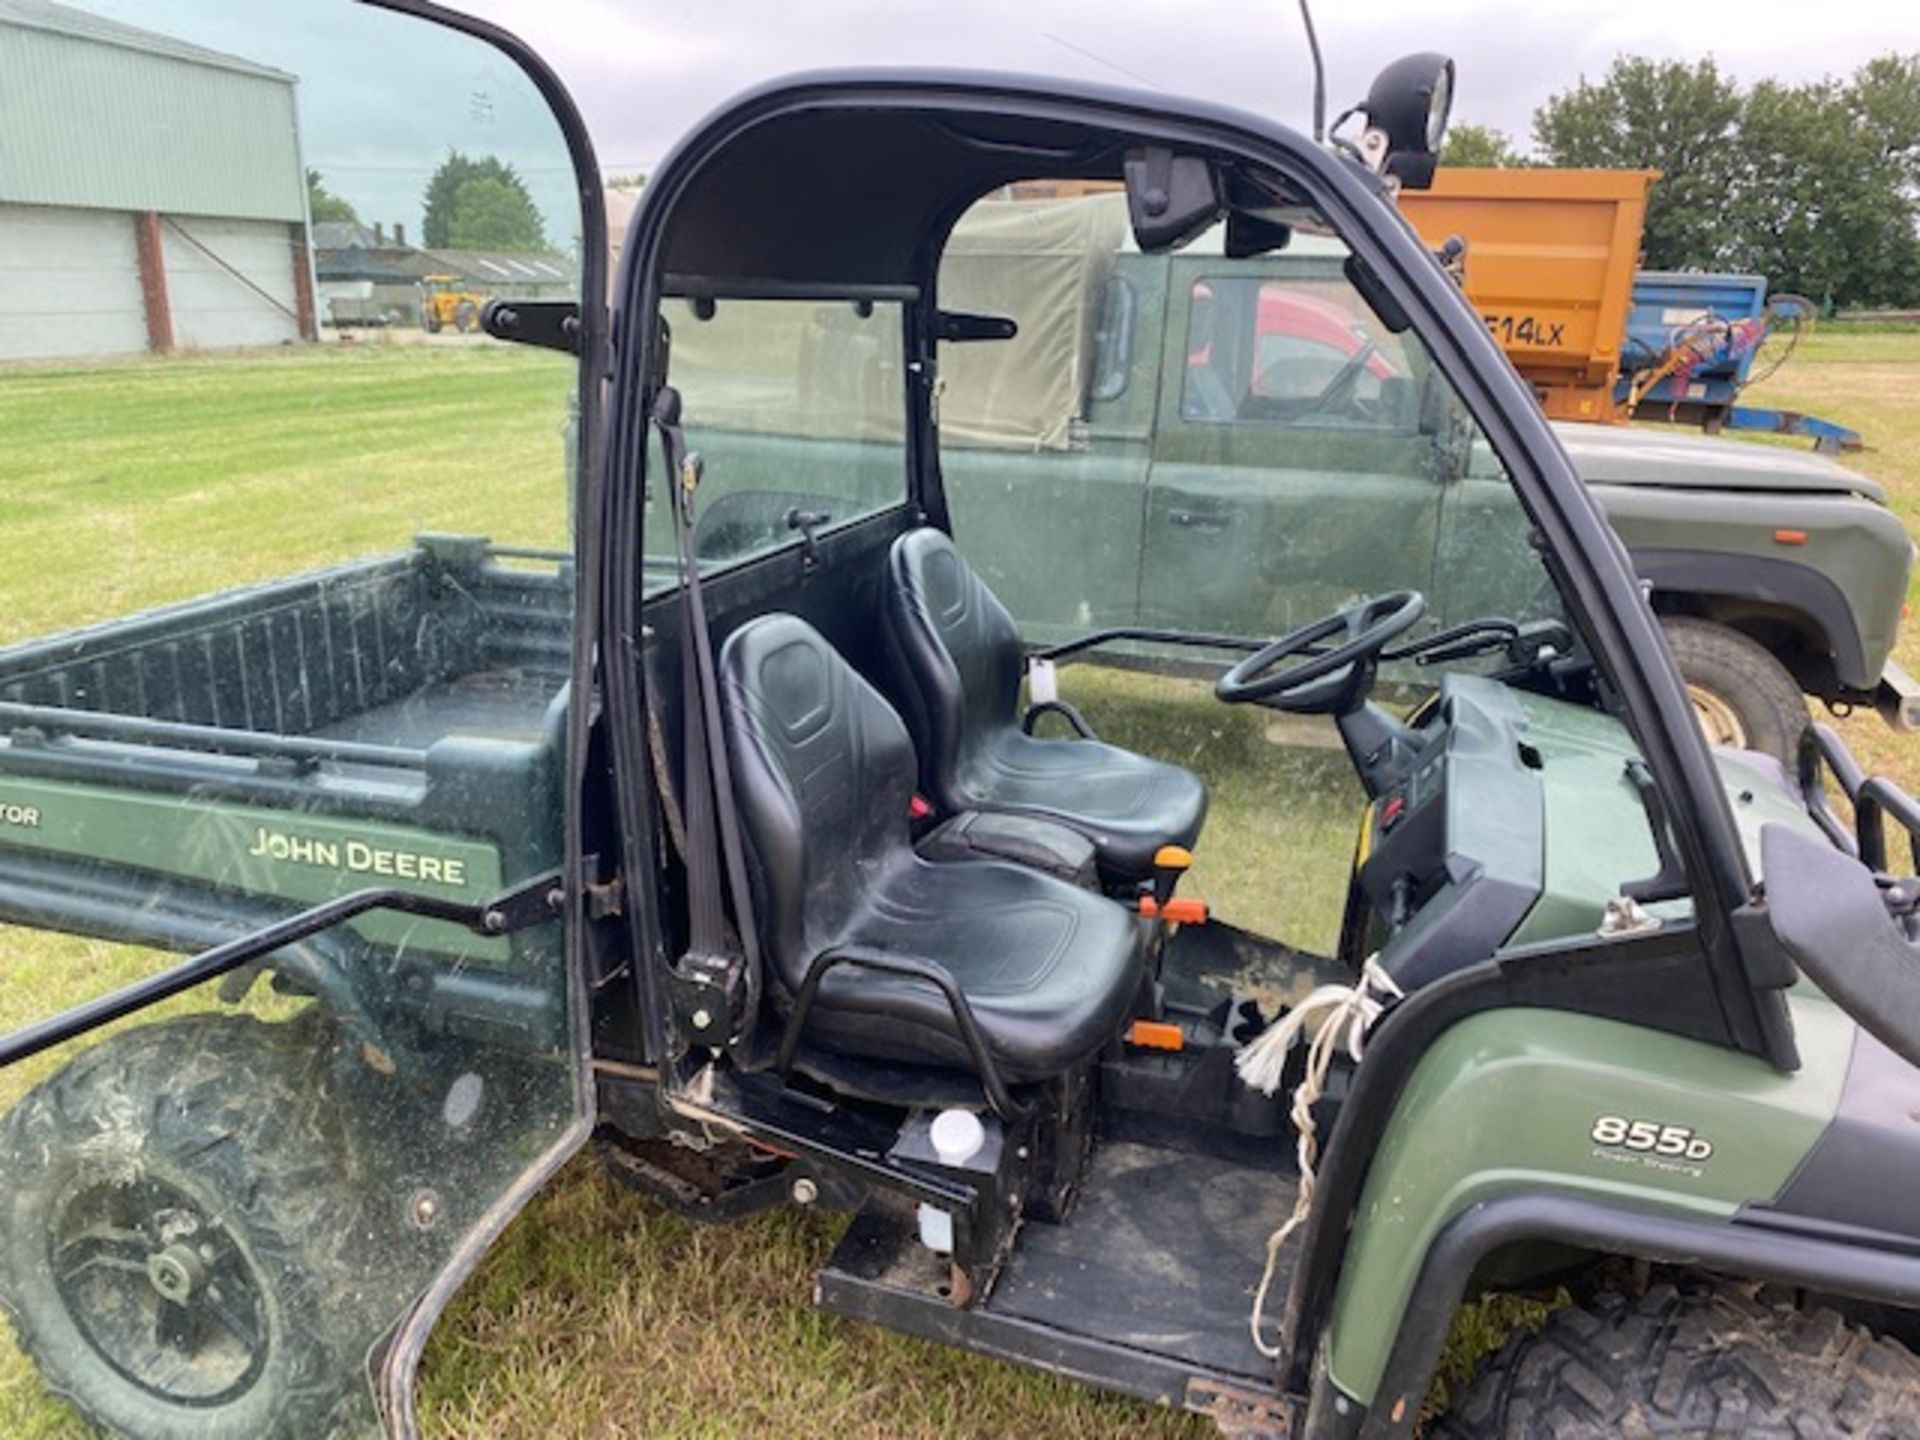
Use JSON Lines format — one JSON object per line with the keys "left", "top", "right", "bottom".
{"left": 312, "top": 221, "right": 423, "bottom": 328}
{"left": 0, "top": 0, "right": 316, "bottom": 362}
{"left": 313, "top": 221, "right": 581, "bottom": 330}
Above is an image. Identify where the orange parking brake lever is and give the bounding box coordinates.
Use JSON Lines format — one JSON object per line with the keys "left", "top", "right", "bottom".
{"left": 1143, "top": 845, "right": 1204, "bottom": 924}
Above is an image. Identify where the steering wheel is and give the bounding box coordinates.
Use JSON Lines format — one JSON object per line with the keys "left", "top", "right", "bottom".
{"left": 1215, "top": 590, "right": 1426, "bottom": 713}
{"left": 1299, "top": 339, "right": 1378, "bottom": 418}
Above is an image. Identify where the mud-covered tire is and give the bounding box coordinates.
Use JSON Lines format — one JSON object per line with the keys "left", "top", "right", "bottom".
{"left": 1435, "top": 1281, "right": 1920, "bottom": 1438}
{"left": 1661, "top": 617, "right": 1809, "bottom": 766}
{"left": 0, "top": 1015, "right": 369, "bottom": 1439}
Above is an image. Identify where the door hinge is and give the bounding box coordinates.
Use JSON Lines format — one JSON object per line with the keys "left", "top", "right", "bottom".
{"left": 583, "top": 860, "right": 625, "bottom": 919}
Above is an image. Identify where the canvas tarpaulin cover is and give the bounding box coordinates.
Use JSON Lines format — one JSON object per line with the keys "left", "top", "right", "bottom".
{"left": 663, "top": 193, "right": 1129, "bottom": 452}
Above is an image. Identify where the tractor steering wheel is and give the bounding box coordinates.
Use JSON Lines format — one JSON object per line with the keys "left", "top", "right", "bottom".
{"left": 1215, "top": 591, "right": 1426, "bottom": 714}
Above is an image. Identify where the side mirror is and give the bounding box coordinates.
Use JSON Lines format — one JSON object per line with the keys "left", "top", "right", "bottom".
{"left": 1762, "top": 824, "right": 1920, "bottom": 1070}
{"left": 1123, "top": 148, "right": 1222, "bottom": 253}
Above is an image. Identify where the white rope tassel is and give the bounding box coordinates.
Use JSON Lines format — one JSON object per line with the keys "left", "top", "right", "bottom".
{"left": 1237, "top": 956, "right": 1402, "bottom": 1358}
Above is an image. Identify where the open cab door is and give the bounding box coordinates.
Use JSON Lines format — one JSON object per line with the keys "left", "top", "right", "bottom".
{"left": 0, "top": 3, "right": 607, "bottom": 1433}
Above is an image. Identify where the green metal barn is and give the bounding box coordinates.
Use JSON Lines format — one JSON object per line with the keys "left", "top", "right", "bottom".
{"left": 0, "top": 0, "right": 316, "bottom": 362}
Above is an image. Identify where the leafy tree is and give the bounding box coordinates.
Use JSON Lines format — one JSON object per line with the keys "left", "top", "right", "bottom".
{"left": 305, "top": 169, "right": 358, "bottom": 224}
{"left": 422, "top": 152, "right": 547, "bottom": 251}
{"left": 445, "top": 177, "right": 546, "bottom": 251}
{"left": 1534, "top": 53, "right": 1920, "bottom": 307}
{"left": 1855, "top": 54, "right": 1920, "bottom": 194}
{"left": 1440, "top": 123, "right": 1521, "bottom": 168}
{"left": 1725, "top": 78, "right": 1912, "bottom": 306}
{"left": 604, "top": 172, "right": 648, "bottom": 190}
{"left": 1533, "top": 57, "right": 1743, "bottom": 270}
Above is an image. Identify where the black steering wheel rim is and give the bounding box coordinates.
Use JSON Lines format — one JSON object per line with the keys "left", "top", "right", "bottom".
{"left": 1300, "top": 338, "right": 1378, "bottom": 417}
{"left": 1215, "top": 590, "right": 1426, "bottom": 712}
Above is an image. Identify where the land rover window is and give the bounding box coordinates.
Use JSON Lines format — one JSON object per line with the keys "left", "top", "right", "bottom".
{"left": 1181, "top": 274, "right": 1423, "bottom": 431}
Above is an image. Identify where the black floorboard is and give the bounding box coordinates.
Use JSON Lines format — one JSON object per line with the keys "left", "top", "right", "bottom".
{"left": 985, "top": 1138, "right": 1297, "bottom": 1381}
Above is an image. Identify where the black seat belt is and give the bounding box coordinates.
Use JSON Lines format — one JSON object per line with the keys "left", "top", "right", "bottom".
{"left": 652, "top": 386, "right": 761, "bottom": 1047}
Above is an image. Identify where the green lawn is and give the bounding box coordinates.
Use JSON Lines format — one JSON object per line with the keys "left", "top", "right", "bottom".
{"left": 0, "top": 329, "right": 1916, "bottom": 1438}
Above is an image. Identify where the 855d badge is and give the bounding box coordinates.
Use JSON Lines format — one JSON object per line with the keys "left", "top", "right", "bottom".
{"left": 1590, "top": 1114, "right": 1715, "bottom": 1175}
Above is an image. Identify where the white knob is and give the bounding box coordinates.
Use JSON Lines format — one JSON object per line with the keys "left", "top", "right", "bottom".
{"left": 929, "top": 1108, "right": 985, "bottom": 1166}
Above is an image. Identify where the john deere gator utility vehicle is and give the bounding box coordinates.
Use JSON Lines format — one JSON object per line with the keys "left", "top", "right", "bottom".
{"left": 4, "top": 4, "right": 1920, "bottom": 1438}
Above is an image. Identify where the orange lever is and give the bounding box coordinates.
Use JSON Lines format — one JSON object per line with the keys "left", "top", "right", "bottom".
{"left": 1139, "top": 895, "right": 1208, "bottom": 925}
{"left": 1127, "top": 1019, "right": 1185, "bottom": 1051}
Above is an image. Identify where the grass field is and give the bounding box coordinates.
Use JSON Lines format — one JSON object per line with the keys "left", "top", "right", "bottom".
{"left": 0, "top": 327, "right": 1917, "bottom": 1437}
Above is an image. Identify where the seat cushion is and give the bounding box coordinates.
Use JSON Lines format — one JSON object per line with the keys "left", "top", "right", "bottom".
{"left": 884, "top": 527, "right": 1209, "bottom": 883}
{"left": 960, "top": 728, "right": 1209, "bottom": 883}
{"left": 808, "top": 854, "right": 1149, "bottom": 1082}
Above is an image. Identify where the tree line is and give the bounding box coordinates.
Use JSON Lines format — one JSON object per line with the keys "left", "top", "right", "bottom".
{"left": 1440, "top": 55, "right": 1920, "bottom": 309}
{"left": 306, "top": 153, "right": 550, "bottom": 253}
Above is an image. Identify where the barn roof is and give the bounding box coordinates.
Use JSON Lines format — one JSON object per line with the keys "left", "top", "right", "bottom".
{"left": 0, "top": 0, "right": 291, "bottom": 82}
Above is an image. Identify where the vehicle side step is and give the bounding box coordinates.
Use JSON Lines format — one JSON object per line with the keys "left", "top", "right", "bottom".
{"left": 817, "top": 1140, "right": 1298, "bottom": 1426}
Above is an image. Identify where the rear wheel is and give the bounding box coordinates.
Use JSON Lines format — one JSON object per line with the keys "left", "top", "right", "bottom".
{"left": 0, "top": 1015, "right": 369, "bottom": 1439}
{"left": 1661, "top": 616, "right": 1809, "bottom": 766}
{"left": 1436, "top": 1281, "right": 1920, "bottom": 1437}
{"left": 453, "top": 300, "right": 479, "bottom": 333}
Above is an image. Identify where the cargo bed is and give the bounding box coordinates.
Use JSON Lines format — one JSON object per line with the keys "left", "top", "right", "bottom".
{"left": 0, "top": 535, "right": 573, "bottom": 990}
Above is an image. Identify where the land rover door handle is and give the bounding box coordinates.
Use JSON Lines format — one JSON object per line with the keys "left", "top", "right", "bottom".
{"left": 1168, "top": 507, "right": 1232, "bottom": 531}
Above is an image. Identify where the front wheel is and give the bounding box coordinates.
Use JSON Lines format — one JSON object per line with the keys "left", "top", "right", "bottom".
{"left": 0, "top": 1016, "right": 368, "bottom": 1439}
{"left": 1661, "top": 616, "right": 1809, "bottom": 766}
{"left": 1435, "top": 1281, "right": 1920, "bottom": 1437}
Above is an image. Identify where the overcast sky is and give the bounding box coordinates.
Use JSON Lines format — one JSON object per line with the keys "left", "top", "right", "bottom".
{"left": 453, "top": 0, "right": 1915, "bottom": 174}
{"left": 66, "top": 0, "right": 1915, "bottom": 246}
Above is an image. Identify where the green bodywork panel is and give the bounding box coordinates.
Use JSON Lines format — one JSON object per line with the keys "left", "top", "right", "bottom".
{"left": 1552, "top": 421, "right": 1886, "bottom": 501}
{"left": 0, "top": 774, "right": 507, "bottom": 959}
{"left": 1593, "top": 481, "right": 1911, "bottom": 688}
{"left": 1509, "top": 692, "right": 1826, "bottom": 947}
{"left": 1325, "top": 995, "right": 1857, "bottom": 1405}
{"left": 1508, "top": 696, "right": 1663, "bottom": 946}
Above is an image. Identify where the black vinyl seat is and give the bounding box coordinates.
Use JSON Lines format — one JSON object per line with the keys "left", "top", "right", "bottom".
{"left": 884, "top": 528, "right": 1208, "bottom": 883}
{"left": 719, "top": 612, "right": 1148, "bottom": 1083}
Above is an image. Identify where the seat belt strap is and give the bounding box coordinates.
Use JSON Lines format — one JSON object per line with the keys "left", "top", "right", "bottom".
{"left": 653, "top": 386, "right": 762, "bottom": 1035}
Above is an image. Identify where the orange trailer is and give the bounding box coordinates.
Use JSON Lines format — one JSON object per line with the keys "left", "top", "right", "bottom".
{"left": 1398, "top": 168, "right": 1660, "bottom": 423}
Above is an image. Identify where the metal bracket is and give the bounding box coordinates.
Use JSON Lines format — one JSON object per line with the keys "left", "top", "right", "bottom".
{"left": 1185, "top": 1378, "right": 1296, "bottom": 1439}
{"left": 482, "top": 298, "right": 582, "bottom": 355}
{"left": 785, "top": 507, "right": 829, "bottom": 573}
{"left": 669, "top": 951, "right": 745, "bottom": 1049}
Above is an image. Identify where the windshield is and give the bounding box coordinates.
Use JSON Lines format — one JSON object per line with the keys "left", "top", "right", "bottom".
{"left": 933, "top": 187, "right": 1636, "bottom": 952}
{"left": 0, "top": 4, "right": 590, "bottom": 1435}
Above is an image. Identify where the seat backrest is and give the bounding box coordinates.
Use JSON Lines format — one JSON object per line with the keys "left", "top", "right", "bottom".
{"left": 719, "top": 612, "right": 917, "bottom": 993}
{"left": 884, "top": 528, "right": 1023, "bottom": 811}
